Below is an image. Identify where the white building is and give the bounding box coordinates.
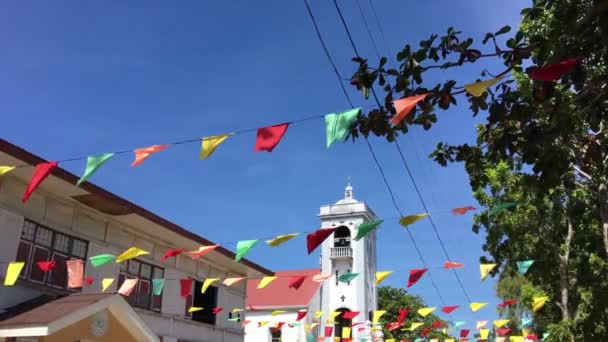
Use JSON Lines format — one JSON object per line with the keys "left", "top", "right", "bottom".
{"left": 244, "top": 184, "right": 379, "bottom": 342}
{"left": 0, "top": 138, "right": 273, "bottom": 342}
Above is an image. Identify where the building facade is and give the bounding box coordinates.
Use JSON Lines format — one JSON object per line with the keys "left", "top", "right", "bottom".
{"left": 0, "top": 139, "right": 273, "bottom": 342}
{"left": 243, "top": 184, "right": 379, "bottom": 342}
{"left": 319, "top": 183, "right": 379, "bottom": 341}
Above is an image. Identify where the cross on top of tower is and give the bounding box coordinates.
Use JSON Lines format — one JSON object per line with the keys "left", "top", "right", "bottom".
{"left": 345, "top": 177, "right": 353, "bottom": 200}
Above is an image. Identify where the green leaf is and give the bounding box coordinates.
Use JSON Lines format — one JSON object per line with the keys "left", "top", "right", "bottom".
{"left": 495, "top": 25, "right": 511, "bottom": 35}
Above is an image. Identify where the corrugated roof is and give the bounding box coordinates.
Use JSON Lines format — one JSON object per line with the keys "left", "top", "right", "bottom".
{"left": 0, "top": 293, "right": 112, "bottom": 327}
{"left": 246, "top": 269, "right": 321, "bottom": 309}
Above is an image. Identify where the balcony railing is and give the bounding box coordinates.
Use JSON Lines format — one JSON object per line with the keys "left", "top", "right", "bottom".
{"left": 330, "top": 247, "right": 353, "bottom": 259}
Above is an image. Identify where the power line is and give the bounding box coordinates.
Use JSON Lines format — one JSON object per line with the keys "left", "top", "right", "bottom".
{"left": 367, "top": 0, "right": 391, "bottom": 58}
{"left": 328, "top": 0, "right": 474, "bottom": 306}
{"left": 304, "top": 0, "right": 448, "bottom": 307}
{"left": 355, "top": 0, "right": 381, "bottom": 59}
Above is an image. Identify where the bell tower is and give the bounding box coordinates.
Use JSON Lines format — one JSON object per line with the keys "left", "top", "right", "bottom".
{"left": 318, "top": 182, "right": 379, "bottom": 340}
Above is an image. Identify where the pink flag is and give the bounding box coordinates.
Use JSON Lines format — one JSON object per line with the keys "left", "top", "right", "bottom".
{"left": 118, "top": 278, "right": 138, "bottom": 296}
{"left": 451, "top": 206, "right": 476, "bottom": 215}
{"left": 407, "top": 268, "right": 427, "bottom": 287}
{"left": 212, "top": 307, "right": 223, "bottom": 314}
{"left": 23, "top": 161, "right": 58, "bottom": 203}
{"left": 66, "top": 260, "right": 84, "bottom": 288}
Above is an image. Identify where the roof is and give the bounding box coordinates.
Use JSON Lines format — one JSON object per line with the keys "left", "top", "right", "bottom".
{"left": 0, "top": 293, "right": 158, "bottom": 341}
{"left": 246, "top": 268, "right": 321, "bottom": 309}
{"left": 0, "top": 138, "right": 273, "bottom": 276}
{"left": 0, "top": 293, "right": 112, "bottom": 327}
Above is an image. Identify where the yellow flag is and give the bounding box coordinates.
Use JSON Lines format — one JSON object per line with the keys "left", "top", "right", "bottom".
{"left": 271, "top": 310, "right": 286, "bottom": 316}
{"left": 480, "top": 328, "right": 489, "bottom": 339}
{"left": 327, "top": 311, "right": 341, "bottom": 323}
{"left": 476, "top": 320, "right": 488, "bottom": 329}
{"left": 315, "top": 311, "right": 323, "bottom": 318}
{"left": 101, "top": 278, "right": 114, "bottom": 292}
{"left": 532, "top": 296, "right": 549, "bottom": 312}
{"left": 385, "top": 339, "right": 396, "bottom": 342}
{"left": 480, "top": 263, "right": 496, "bottom": 281}
{"left": 258, "top": 321, "right": 268, "bottom": 327}
{"left": 202, "top": 278, "right": 220, "bottom": 293}
{"left": 3, "top": 262, "right": 25, "bottom": 286}
{"left": 231, "top": 308, "right": 243, "bottom": 313}
{"left": 509, "top": 337, "right": 524, "bottom": 342}
{"left": 258, "top": 276, "right": 277, "bottom": 289}
{"left": 522, "top": 328, "right": 530, "bottom": 336}
{"left": 464, "top": 75, "right": 504, "bottom": 97}
{"left": 342, "top": 327, "right": 351, "bottom": 338}
{"left": 417, "top": 307, "right": 436, "bottom": 317}
{"left": 445, "top": 339, "right": 455, "bottom": 342}
{"left": 0, "top": 166, "right": 16, "bottom": 176}
{"left": 116, "top": 247, "right": 149, "bottom": 263}
{"left": 200, "top": 134, "right": 232, "bottom": 159}
{"left": 399, "top": 213, "right": 428, "bottom": 227}
{"left": 407, "top": 322, "right": 423, "bottom": 331}
{"left": 375, "top": 271, "right": 393, "bottom": 285}
{"left": 372, "top": 310, "right": 386, "bottom": 324}
{"left": 188, "top": 306, "right": 203, "bottom": 313}
{"left": 333, "top": 338, "right": 340, "bottom": 342}
{"left": 494, "top": 319, "right": 510, "bottom": 328}
{"left": 470, "top": 302, "right": 488, "bottom": 312}
{"left": 266, "top": 233, "right": 299, "bottom": 247}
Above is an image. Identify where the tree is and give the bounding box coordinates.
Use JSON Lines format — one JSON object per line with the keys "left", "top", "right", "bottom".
{"left": 377, "top": 286, "right": 451, "bottom": 341}
{"left": 347, "top": 0, "right": 608, "bottom": 340}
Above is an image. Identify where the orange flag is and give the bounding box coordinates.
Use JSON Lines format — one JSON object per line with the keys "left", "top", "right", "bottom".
{"left": 188, "top": 245, "right": 219, "bottom": 259}
{"left": 66, "top": 260, "right": 84, "bottom": 288}
{"left": 131, "top": 144, "right": 169, "bottom": 167}
{"left": 444, "top": 261, "right": 464, "bottom": 269}
{"left": 390, "top": 93, "right": 430, "bottom": 126}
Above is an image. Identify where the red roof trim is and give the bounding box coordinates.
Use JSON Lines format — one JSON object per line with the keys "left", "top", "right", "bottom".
{"left": 0, "top": 138, "right": 273, "bottom": 276}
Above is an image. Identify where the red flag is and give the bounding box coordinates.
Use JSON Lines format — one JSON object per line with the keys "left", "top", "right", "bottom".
{"left": 289, "top": 275, "right": 307, "bottom": 290}
{"left": 385, "top": 322, "right": 402, "bottom": 331}
{"left": 212, "top": 307, "right": 223, "bottom": 314}
{"left": 390, "top": 93, "right": 430, "bottom": 126}
{"left": 324, "top": 326, "right": 333, "bottom": 337}
{"left": 444, "top": 261, "right": 464, "bottom": 269}
{"left": 526, "top": 334, "right": 538, "bottom": 341}
{"left": 451, "top": 206, "right": 476, "bottom": 215}
{"left": 23, "top": 162, "right": 58, "bottom": 203}
{"left": 407, "top": 268, "right": 427, "bottom": 287}
{"left": 461, "top": 329, "right": 470, "bottom": 338}
{"left": 496, "top": 328, "right": 511, "bottom": 335}
{"left": 498, "top": 299, "right": 518, "bottom": 307}
{"left": 272, "top": 322, "right": 285, "bottom": 332}
{"left": 36, "top": 261, "right": 56, "bottom": 272}
{"left": 254, "top": 123, "right": 289, "bottom": 152}
{"left": 84, "top": 276, "right": 94, "bottom": 286}
{"left": 342, "top": 311, "right": 359, "bottom": 320}
{"left": 161, "top": 249, "right": 184, "bottom": 262}
{"left": 432, "top": 320, "right": 444, "bottom": 328}
{"left": 180, "top": 278, "right": 192, "bottom": 297}
{"left": 397, "top": 309, "right": 409, "bottom": 324}
{"left": 307, "top": 228, "right": 336, "bottom": 254}
{"left": 296, "top": 310, "right": 307, "bottom": 321}
{"left": 529, "top": 58, "right": 578, "bottom": 81}
{"left": 420, "top": 328, "right": 432, "bottom": 337}
{"left": 441, "top": 305, "right": 459, "bottom": 313}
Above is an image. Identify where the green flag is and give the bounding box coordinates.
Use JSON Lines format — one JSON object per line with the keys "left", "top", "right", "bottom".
{"left": 490, "top": 202, "right": 517, "bottom": 216}
{"left": 89, "top": 253, "right": 116, "bottom": 267}
{"left": 354, "top": 219, "right": 383, "bottom": 241}
{"left": 325, "top": 108, "right": 361, "bottom": 148}
{"left": 152, "top": 279, "right": 165, "bottom": 296}
{"left": 77, "top": 153, "right": 114, "bottom": 186}
{"left": 235, "top": 240, "right": 258, "bottom": 262}
{"left": 517, "top": 260, "right": 535, "bottom": 274}
{"left": 337, "top": 272, "right": 359, "bottom": 283}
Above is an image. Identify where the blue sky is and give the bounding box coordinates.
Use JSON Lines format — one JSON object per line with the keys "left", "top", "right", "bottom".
{"left": 0, "top": 0, "right": 529, "bottom": 330}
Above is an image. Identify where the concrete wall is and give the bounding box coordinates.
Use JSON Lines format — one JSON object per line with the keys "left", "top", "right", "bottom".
{"left": 244, "top": 311, "right": 309, "bottom": 342}
{"left": 0, "top": 174, "right": 249, "bottom": 342}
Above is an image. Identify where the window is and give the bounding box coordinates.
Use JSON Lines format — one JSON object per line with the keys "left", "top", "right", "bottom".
{"left": 333, "top": 226, "right": 351, "bottom": 247}
{"left": 15, "top": 220, "right": 88, "bottom": 289}
{"left": 270, "top": 328, "right": 282, "bottom": 342}
{"left": 184, "top": 280, "right": 218, "bottom": 325}
{"left": 118, "top": 259, "right": 164, "bottom": 312}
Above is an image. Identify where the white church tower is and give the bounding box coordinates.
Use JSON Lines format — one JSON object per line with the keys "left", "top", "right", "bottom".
{"left": 319, "top": 183, "right": 379, "bottom": 340}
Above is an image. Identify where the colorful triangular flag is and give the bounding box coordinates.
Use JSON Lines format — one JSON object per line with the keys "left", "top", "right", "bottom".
{"left": 131, "top": 144, "right": 169, "bottom": 167}
{"left": 375, "top": 271, "right": 392, "bottom": 285}
{"left": 76, "top": 153, "right": 114, "bottom": 186}
{"left": 390, "top": 93, "right": 430, "bottom": 126}
{"left": 307, "top": 228, "right": 336, "bottom": 254}
{"left": 254, "top": 123, "right": 289, "bottom": 152}
{"left": 325, "top": 108, "right": 360, "bottom": 148}
{"left": 23, "top": 161, "right": 58, "bottom": 203}
{"left": 266, "top": 233, "right": 299, "bottom": 247}
{"left": 407, "top": 268, "right": 427, "bottom": 287}
{"left": 480, "top": 263, "right": 496, "bottom": 281}
{"left": 464, "top": 75, "right": 504, "bottom": 97}
{"left": 354, "top": 219, "right": 383, "bottom": 241}
{"left": 235, "top": 240, "right": 258, "bottom": 262}
{"left": 200, "top": 134, "right": 232, "bottom": 159}
{"left": 258, "top": 276, "right": 278, "bottom": 289}
{"left": 517, "top": 260, "right": 535, "bottom": 274}
{"left": 116, "top": 247, "right": 149, "bottom": 263}
{"left": 399, "top": 213, "right": 428, "bottom": 227}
